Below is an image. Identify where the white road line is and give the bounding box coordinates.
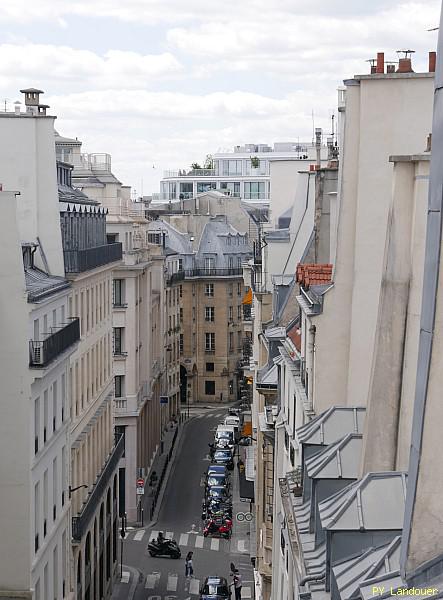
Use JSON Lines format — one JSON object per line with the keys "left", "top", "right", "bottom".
{"left": 145, "top": 573, "right": 160, "bottom": 589}
{"left": 167, "top": 574, "right": 178, "bottom": 591}
{"left": 242, "top": 586, "right": 252, "bottom": 598}
{"left": 121, "top": 571, "right": 130, "bottom": 584}
{"left": 149, "top": 530, "right": 159, "bottom": 542}
{"left": 179, "top": 533, "right": 189, "bottom": 546}
{"left": 133, "top": 530, "right": 145, "bottom": 541}
{"left": 189, "top": 578, "right": 200, "bottom": 595}
{"left": 195, "top": 535, "right": 204, "bottom": 548}
{"left": 238, "top": 539, "right": 247, "bottom": 552}
{"left": 210, "top": 538, "right": 220, "bottom": 551}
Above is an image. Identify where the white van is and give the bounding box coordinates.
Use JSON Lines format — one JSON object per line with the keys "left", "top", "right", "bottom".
{"left": 224, "top": 415, "right": 240, "bottom": 432}
{"left": 215, "top": 425, "right": 235, "bottom": 448}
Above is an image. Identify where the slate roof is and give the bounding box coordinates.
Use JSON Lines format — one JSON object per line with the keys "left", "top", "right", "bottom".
{"left": 333, "top": 537, "right": 402, "bottom": 600}
{"left": 305, "top": 433, "right": 363, "bottom": 480}
{"left": 25, "top": 267, "right": 70, "bottom": 303}
{"left": 318, "top": 472, "right": 407, "bottom": 531}
{"left": 296, "top": 406, "right": 366, "bottom": 446}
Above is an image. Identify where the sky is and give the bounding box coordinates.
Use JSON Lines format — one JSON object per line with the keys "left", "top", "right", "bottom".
{"left": 0, "top": 0, "right": 440, "bottom": 196}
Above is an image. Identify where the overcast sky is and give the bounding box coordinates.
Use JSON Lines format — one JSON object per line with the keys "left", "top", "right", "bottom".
{"left": 0, "top": 0, "right": 440, "bottom": 195}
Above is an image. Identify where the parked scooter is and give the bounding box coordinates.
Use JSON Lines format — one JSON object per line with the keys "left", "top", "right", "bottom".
{"left": 148, "top": 536, "right": 181, "bottom": 558}
{"left": 203, "top": 516, "right": 232, "bottom": 539}
{"left": 202, "top": 499, "right": 233, "bottom": 520}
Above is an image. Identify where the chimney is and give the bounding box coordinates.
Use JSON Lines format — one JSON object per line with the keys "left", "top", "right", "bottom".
{"left": 315, "top": 127, "right": 322, "bottom": 167}
{"left": 426, "top": 133, "right": 432, "bottom": 152}
{"left": 376, "top": 52, "right": 384, "bottom": 74}
{"left": 367, "top": 58, "right": 377, "bottom": 74}
{"left": 396, "top": 50, "right": 415, "bottom": 73}
{"left": 14, "top": 101, "right": 21, "bottom": 115}
{"left": 429, "top": 51, "right": 436, "bottom": 73}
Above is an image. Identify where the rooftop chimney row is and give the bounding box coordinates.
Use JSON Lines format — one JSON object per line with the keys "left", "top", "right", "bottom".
{"left": 367, "top": 50, "right": 436, "bottom": 75}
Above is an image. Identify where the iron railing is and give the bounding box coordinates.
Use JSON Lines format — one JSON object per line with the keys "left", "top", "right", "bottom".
{"left": 72, "top": 432, "right": 125, "bottom": 541}
{"left": 29, "top": 318, "right": 80, "bottom": 367}
{"left": 63, "top": 243, "right": 122, "bottom": 273}
{"left": 185, "top": 268, "right": 243, "bottom": 278}
{"left": 167, "top": 270, "right": 185, "bottom": 285}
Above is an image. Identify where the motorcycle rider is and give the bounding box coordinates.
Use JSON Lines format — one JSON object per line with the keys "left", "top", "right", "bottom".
{"left": 157, "top": 531, "right": 166, "bottom": 549}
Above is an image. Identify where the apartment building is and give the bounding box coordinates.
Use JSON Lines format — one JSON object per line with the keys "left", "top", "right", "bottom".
{"left": 148, "top": 194, "right": 253, "bottom": 404}
{"left": 55, "top": 132, "right": 172, "bottom": 524}
{"left": 155, "top": 142, "right": 328, "bottom": 205}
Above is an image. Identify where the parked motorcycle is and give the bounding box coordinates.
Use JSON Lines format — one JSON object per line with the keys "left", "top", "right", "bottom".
{"left": 203, "top": 516, "right": 232, "bottom": 539}
{"left": 202, "top": 500, "right": 233, "bottom": 520}
{"left": 148, "top": 538, "right": 181, "bottom": 558}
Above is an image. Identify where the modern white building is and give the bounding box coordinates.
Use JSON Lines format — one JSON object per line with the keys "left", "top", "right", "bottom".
{"left": 155, "top": 142, "right": 328, "bottom": 205}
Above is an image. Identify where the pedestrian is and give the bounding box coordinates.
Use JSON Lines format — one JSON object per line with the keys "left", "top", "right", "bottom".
{"left": 232, "top": 569, "right": 242, "bottom": 600}
{"left": 185, "top": 551, "right": 194, "bottom": 578}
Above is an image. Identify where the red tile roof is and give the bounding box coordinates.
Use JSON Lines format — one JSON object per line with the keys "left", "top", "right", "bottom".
{"left": 287, "top": 323, "right": 301, "bottom": 352}
{"left": 296, "top": 263, "right": 333, "bottom": 288}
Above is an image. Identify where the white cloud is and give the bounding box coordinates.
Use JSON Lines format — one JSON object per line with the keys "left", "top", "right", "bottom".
{"left": 0, "top": 44, "right": 182, "bottom": 91}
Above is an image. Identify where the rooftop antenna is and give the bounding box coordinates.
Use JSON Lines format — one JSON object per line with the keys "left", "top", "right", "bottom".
{"left": 2, "top": 98, "right": 9, "bottom": 112}
{"left": 311, "top": 109, "right": 315, "bottom": 145}
{"left": 428, "top": 27, "right": 439, "bottom": 31}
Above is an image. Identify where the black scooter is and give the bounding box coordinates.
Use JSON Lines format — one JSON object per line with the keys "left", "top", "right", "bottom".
{"left": 148, "top": 538, "right": 181, "bottom": 558}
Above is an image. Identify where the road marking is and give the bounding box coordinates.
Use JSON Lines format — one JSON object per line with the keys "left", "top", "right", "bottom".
{"left": 242, "top": 586, "right": 252, "bottom": 598}
{"left": 210, "top": 538, "right": 219, "bottom": 551}
{"left": 121, "top": 571, "right": 130, "bottom": 583}
{"left": 167, "top": 574, "right": 178, "bottom": 591}
{"left": 134, "top": 530, "right": 145, "bottom": 541}
{"left": 179, "top": 533, "right": 189, "bottom": 546}
{"left": 166, "top": 531, "right": 174, "bottom": 539}
{"left": 145, "top": 572, "right": 160, "bottom": 589}
{"left": 189, "top": 578, "right": 200, "bottom": 594}
{"left": 149, "top": 530, "right": 159, "bottom": 542}
{"left": 238, "top": 539, "right": 248, "bottom": 552}
{"left": 195, "top": 535, "right": 204, "bottom": 548}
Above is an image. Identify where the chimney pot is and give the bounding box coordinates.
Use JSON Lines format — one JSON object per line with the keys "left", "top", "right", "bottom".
{"left": 429, "top": 51, "right": 436, "bottom": 73}
{"left": 376, "top": 52, "right": 385, "bottom": 74}
{"left": 396, "top": 50, "right": 415, "bottom": 73}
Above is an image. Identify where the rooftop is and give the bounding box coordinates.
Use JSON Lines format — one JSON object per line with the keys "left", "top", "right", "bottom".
{"left": 296, "top": 263, "right": 333, "bottom": 288}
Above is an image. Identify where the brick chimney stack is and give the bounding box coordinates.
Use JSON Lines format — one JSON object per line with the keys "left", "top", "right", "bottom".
{"left": 429, "top": 51, "right": 437, "bottom": 73}
{"left": 396, "top": 50, "right": 415, "bottom": 73}
{"left": 376, "top": 52, "right": 385, "bottom": 74}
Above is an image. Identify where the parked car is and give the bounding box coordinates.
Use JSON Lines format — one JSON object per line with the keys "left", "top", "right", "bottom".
{"left": 207, "top": 464, "right": 228, "bottom": 477}
{"left": 206, "top": 485, "right": 231, "bottom": 502}
{"left": 213, "top": 449, "right": 234, "bottom": 470}
{"left": 215, "top": 427, "right": 235, "bottom": 448}
{"left": 224, "top": 415, "right": 240, "bottom": 432}
{"left": 200, "top": 576, "right": 232, "bottom": 599}
{"left": 206, "top": 473, "right": 230, "bottom": 491}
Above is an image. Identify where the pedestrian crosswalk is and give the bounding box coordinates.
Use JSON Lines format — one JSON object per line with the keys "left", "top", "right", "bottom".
{"left": 141, "top": 571, "right": 253, "bottom": 598}
{"left": 133, "top": 529, "right": 232, "bottom": 552}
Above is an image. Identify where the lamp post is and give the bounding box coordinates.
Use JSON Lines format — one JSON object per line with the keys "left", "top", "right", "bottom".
{"left": 120, "top": 513, "right": 126, "bottom": 580}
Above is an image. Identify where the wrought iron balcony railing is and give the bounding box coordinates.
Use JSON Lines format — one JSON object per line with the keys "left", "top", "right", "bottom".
{"left": 185, "top": 268, "right": 243, "bottom": 278}
{"left": 167, "top": 270, "right": 185, "bottom": 285}
{"left": 29, "top": 318, "right": 80, "bottom": 367}
{"left": 63, "top": 243, "right": 122, "bottom": 273}
{"left": 72, "top": 432, "right": 125, "bottom": 541}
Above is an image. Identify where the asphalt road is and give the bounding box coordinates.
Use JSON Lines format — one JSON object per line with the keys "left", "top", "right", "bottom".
{"left": 117, "top": 407, "right": 254, "bottom": 600}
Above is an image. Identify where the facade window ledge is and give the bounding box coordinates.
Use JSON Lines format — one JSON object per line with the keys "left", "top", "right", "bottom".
{"left": 113, "top": 351, "right": 128, "bottom": 360}
{"left": 112, "top": 303, "right": 128, "bottom": 309}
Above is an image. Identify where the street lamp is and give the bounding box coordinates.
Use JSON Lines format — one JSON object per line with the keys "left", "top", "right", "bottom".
{"left": 68, "top": 484, "right": 88, "bottom": 499}
{"left": 119, "top": 513, "right": 127, "bottom": 580}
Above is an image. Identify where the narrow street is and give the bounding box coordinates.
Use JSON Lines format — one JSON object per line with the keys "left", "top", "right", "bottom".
{"left": 115, "top": 408, "right": 254, "bottom": 600}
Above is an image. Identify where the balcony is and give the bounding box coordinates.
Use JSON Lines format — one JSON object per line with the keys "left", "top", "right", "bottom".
{"left": 163, "top": 169, "right": 216, "bottom": 178}
{"left": 29, "top": 318, "right": 80, "bottom": 367}
{"left": 167, "top": 270, "right": 185, "bottom": 285}
{"left": 185, "top": 268, "right": 243, "bottom": 278}
{"left": 72, "top": 432, "right": 125, "bottom": 541}
{"left": 63, "top": 243, "right": 122, "bottom": 273}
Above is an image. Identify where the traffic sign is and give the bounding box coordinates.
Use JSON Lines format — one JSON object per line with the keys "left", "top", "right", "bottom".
{"left": 160, "top": 395, "right": 169, "bottom": 405}
{"left": 136, "top": 478, "right": 145, "bottom": 495}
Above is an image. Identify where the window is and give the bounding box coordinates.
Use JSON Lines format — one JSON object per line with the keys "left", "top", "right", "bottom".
{"left": 107, "top": 233, "right": 118, "bottom": 244}
{"left": 228, "top": 256, "right": 234, "bottom": 269}
{"left": 192, "top": 283, "right": 196, "bottom": 296}
{"left": 43, "top": 390, "right": 48, "bottom": 444}
{"left": 115, "top": 375, "right": 124, "bottom": 398}
{"left": 43, "top": 470, "right": 48, "bottom": 538}
{"left": 178, "top": 258, "right": 183, "bottom": 271}
{"left": 244, "top": 181, "right": 266, "bottom": 199}
{"left": 237, "top": 331, "right": 242, "bottom": 350}
{"left": 34, "top": 481, "right": 40, "bottom": 552}
{"left": 192, "top": 333, "right": 196, "bottom": 352}
{"left": 229, "top": 306, "right": 233, "bottom": 322}
{"left": 237, "top": 256, "right": 242, "bottom": 268}
{"left": 179, "top": 285, "right": 183, "bottom": 298}
{"left": 113, "top": 327, "right": 124, "bottom": 355}
{"left": 61, "top": 373, "right": 66, "bottom": 422}
{"left": 53, "top": 546, "right": 58, "bottom": 599}
{"left": 179, "top": 334, "right": 183, "bottom": 354}
{"left": 53, "top": 457, "right": 57, "bottom": 521}
{"left": 205, "top": 283, "right": 214, "bottom": 297}
{"left": 34, "top": 396, "right": 40, "bottom": 455}
{"left": 113, "top": 279, "right": 125, "bottom": 306}
{"left": 237, "top": 282, "right": 242, "bottom": 296}
{"left": 61, "top": 446, "right": 66, "bottom": 506}
{"left": 205, "top": 306, "right": 215, "bottom": 322}
{"left": 197, "top": 181, "right": 216, "bottom": 193}
{"left": 180, "top": 307, "right": 183, "bottom": 323}
{"left": 229, "top": 332, "right": 234, "bottom": 351}
{"left": 205, "top": 380, "right": 216, "bottom": 395}
{"left": 222, "top": 159, "right": 242, "bottom": 176}
{"left": 229, "top": 380, "right": 234, "bottom": 395}
{"left": 228, "top": 283, "right": 233, "bottom": 297}
{"left": 220, "top": 181, "right": 240, "bottom": 196}
{"left": 205, "top": 332, "right": 215, "bottom": 352}
{"left": 238, "top": 305, "right": 242, "bottom": 320}
{"left": 52, "top": 381, "right": 57, "bottom": 432}
{"left": 206, "top": 362, "right": 215, "bottom": 372}
{"left": 204, "top": 257, "right": 215, "bottom": 271}
{"left": 192, "top": 307, "right": 196, "bottom": 322}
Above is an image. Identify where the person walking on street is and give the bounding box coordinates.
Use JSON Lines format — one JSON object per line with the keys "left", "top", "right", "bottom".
{"left": 185, "top": 551, "right": 194, "bottom": 578}
{"left": 232, "top": 569, "right": 242, "bottom": 600}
